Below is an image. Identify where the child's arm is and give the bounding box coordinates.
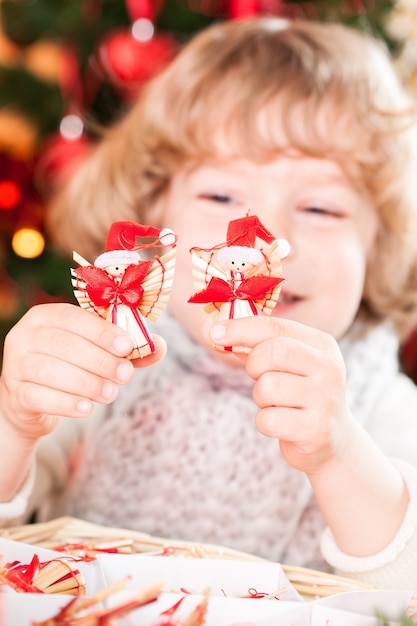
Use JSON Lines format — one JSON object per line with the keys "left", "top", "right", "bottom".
{"left": 0, "top": 302, "right": 166, "bottom": 504}
{"left": 209, "top": 316, "right": 409, "bottom": 558}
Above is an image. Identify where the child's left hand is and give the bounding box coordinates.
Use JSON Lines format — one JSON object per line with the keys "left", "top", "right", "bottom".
{"left": 208, "top": 316, "right": 410, "bottom": 557}
{"left": 209, "top": 316, "right": 352, "bottom": 476}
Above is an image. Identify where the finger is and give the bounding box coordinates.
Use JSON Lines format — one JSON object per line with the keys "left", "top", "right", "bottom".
{"left": 255, "top": 405, "right": 323, "bottom": 443}
{"left": 209, "top": 316, "right": 336, "bottom": 352}
{"left": 17, "top": 324, "right": 133, "bottom": 382}
{"left": 13, "top": 381, "right": 98, "bottom": 420}
{"left": 130, "top": 335, "right": 167, "bottom": 368}
{"left": 246, "top": 336, "right": 322, "bottom": 380}
{"left": 15, "top": 303, "right": 135, "bottom": 358}
{"left": 252, "top": 371, "right": 309, "bottom": 409}
{"left": 255, "top": 405, "right": 304, "bottom": 439}
{"left": 252, "top": 352, "right": 345, "bottom": 441}
{"left": 16, "top": 351, "right": 124, "bottom": 404}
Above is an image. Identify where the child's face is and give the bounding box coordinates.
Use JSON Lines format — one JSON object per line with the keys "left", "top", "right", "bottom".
{"left": 160, "top": 154, "right": 378, "bottom": 348}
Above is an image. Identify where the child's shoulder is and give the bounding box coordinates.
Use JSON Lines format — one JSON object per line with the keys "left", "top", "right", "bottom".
{"left": 367, "top": 370, "right": 417, "bottom": 466}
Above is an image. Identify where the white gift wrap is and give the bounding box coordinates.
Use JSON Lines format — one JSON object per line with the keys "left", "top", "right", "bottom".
{"left": 0, "top": 537, "right": 412, "bottom": 626}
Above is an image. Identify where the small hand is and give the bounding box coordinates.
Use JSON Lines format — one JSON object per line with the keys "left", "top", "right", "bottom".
{"left": 209, "top": 316, "right": 351, "bottom": 475}
{"left": 0, "top": 303, "right": 165, "bottom": 440}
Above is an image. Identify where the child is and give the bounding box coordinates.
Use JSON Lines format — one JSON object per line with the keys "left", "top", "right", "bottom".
{"left": 1, "top": 17, "right": 417, "bottom": 591}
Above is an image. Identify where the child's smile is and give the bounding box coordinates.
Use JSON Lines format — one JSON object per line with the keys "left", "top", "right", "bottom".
{"left": 271, "top": 289, "right": 303, "bottom": 315}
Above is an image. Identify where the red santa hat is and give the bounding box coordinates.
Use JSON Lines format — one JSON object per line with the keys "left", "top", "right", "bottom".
{"left": 94, "top": 221, "right": 176, "bottom": 268}
{"left": 216, "top": 215, "right": 290, "bottom": 266}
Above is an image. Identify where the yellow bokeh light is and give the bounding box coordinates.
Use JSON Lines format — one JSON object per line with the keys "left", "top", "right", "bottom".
{"left": 12, "top": 228, "right": 45, "bottom": 259}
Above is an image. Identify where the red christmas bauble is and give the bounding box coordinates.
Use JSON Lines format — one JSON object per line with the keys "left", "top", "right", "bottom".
{"left": 97, "top": 29, "right": 177, "bottom": 92}
{"left": 37, "top": 133, "right": 92, "bottom": 191}
{"left": 0, "top": 180, "right": 21, "bottom": 210}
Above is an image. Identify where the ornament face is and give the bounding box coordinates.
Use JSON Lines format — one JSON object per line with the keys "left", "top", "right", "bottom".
{"left": 223, "top": 257, "right": 256, "bottom": 275}
{"left": 188, "top": 214, "right": 289, "bottom": 353}
{"left": 71, "top": 221, "right": 176, "bottom": 359}
{"left": 102, "top": 263, "right": 131, "bottom": 277}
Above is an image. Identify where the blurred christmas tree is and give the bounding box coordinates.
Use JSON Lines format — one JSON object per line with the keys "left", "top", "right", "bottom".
{"left": 0, "top": 0, "right": 415, "bottom": 357}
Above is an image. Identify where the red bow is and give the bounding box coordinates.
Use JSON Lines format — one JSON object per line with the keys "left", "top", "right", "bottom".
{"left": 75, "top": 261, "right": 153, "bottom": 307}
{"left": 188, "top": 275, "right": 283, "bottom": 304}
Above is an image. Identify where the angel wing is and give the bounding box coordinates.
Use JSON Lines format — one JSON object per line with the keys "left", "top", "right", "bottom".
{"left": 244, "top": 240, "right": 284, "bottom": 315}
{"left": 190, "top": 248, "right": 228, "bottom": 287}
{"left": 138, "top": 247, "right": 176, "bottom": 322}
{"left": 71, "top": 266, "right": 110, "bottom": 319}
{"left": 190, "top": 248, "right": 229, "bottom": 314}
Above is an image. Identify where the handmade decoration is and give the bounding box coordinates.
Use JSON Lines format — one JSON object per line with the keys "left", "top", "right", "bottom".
{"left": 32, "top": 579, "right": 163, "bottom": 626}
{"left": 188, "top": 214, "right": 290, "bottom": 352}
{"left": 71, "top": 220, "right": 177, "bottom": 358}
{"left": 0, "top": 553, "right": 85, "bottom": 595}
{"left": 31, "top": 578, "right": 209, "bottom": 626}
{"left": 0, "top": 528, "right": 415, "bottom": 626}
{"left": 51, "top": 538, "right": 135, "bottom": 561}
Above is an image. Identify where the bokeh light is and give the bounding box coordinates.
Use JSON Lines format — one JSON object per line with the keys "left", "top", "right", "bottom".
{"left": 12, "top": 228, "right": 45, "bottom": 258}
{"left": 0, "top": 181, "right": 21, "bottom": 209}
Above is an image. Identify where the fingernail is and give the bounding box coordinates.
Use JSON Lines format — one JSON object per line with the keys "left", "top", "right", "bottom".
{"left": 76, "top": 399, "right": 93, "bottom": 415}
{"left": 102, "top": 381, "right": 116, "bottom": 400}
{"left": 210, "top": 322, "right": 227, "bottom": 342}
{"left": 116, "top": 361, "right": 133, "bottom": 383}
{"left": 113, "top": 335, "right": 133, "bottom": 355}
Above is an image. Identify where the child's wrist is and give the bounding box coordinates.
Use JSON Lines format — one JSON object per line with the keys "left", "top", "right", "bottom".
{"left": 0, "top": 401, "right": 53, "bottom": 445}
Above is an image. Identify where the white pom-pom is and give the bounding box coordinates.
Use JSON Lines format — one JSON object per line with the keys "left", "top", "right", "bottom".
{"left": 159, "top": 228, "right": 176, "bottom": 246}
{"left": 276, "top": 238, "right": 290, "bottom": 259}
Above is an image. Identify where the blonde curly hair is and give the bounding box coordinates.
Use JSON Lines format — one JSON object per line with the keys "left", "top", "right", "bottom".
{"left": 47, "top": 17, "right": 417, "bottom": 339}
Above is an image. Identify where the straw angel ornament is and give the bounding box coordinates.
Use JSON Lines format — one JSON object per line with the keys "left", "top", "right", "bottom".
{"left": 188, "top": 214, "right": 290, "bottom": 352}
{"left": 71, "top": 221, "right": 177, "bottom": 358}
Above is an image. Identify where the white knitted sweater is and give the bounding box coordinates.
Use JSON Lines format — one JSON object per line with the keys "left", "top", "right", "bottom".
{"left": 60, "top": 313, "right": 417, "bottom": 575}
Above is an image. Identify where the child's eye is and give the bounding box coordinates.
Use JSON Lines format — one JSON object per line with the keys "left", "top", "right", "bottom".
{"left": 198, "top": 193, "right": 234, "bottom": 204}
{"left": 303, "top": 205, "right": 343, "bottom": 218}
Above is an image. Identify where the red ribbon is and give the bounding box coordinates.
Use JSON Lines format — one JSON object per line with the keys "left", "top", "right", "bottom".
{"left": 75, "top": 261, "right": 153, "bottom": 307}
{"left": 4, "top": 555, "right": 42, "bottom": 593}
{"left": 188, "top": 275, "right": 283, "bottom": 304}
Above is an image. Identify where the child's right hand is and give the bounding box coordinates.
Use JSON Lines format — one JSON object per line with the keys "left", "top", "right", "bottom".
{"left": 0, "top": 303, "right": 166, "bottom": 441}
